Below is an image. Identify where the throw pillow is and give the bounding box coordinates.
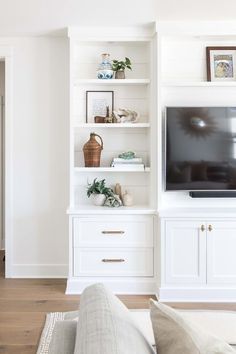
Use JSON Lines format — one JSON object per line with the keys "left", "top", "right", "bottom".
{"left": 150, "top": 300, "right": 235, "bottom": 354}
{"left": 74, "top": 283, "right": 155, "bottom": 354}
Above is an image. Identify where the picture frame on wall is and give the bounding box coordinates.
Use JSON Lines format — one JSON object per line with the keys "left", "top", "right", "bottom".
{"left": 86, "top": 91, "right": 114, "bottom": 123}
{"left": 206, "top": 46, "right": 236, "bottom": 81}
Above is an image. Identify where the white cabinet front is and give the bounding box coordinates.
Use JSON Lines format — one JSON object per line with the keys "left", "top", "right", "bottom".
{"left": 165, "top": 220, "right": 206, "bottom": 285}
{"left": 73, "top": 216, "right": 153, "bottom": 248}
{"left": 207, "top": 221, "right": 236, "bottom": 285}
{"left": 73, "top": 248, "right": 153, "bottom": 277}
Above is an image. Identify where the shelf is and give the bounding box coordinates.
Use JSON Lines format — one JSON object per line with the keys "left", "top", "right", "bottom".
{"left": 74, "top": 79, "right": 150, "bottom": 86}
{"left": 74, "top": 123, "right": 150, "bottom": 128}
{"left": 162, "top": 81, "right": 236, "bottom": 87}
{"left": 67, "top": 205, "right": 156, "bottom": 215}
{"left": 158, "top": 207, "right": 236, "bottom": 218}
{"left": 74, "top": 167, "right": 150, "bottom": 172}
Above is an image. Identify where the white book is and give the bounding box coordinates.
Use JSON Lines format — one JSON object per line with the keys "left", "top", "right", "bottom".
{"left": 112, "top": 164, "right": 145, "bottom": 171}
{"left": 113, "top": 157, "right": 143, "bottom": 164}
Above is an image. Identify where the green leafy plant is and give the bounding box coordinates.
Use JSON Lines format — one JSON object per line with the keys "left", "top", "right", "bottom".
{"left": 112, "top": 57, "right": 132, "bottom": 72}
{"left": 87, "top": 178, "right": 114, "bottom": 198}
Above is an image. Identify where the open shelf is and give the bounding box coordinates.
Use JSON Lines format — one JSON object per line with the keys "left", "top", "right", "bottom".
{"left": 74, "top": 167, "right": 150, "bottom": 172}
{"left": 162, "top": 81, "right": 236, "bottom": 87}
{"left": 67, "top": 205, "right": 156, "bottom": 215}
{"left": 74, "top": 123, "right": 150, "bottom": 128}
{"left": 74, "top": 79, "right": 150, "bottom": 86}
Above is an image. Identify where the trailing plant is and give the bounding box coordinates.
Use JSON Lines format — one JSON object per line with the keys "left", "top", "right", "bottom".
{"left": 87, "top": 178, "right": 114, "bottom": 198}
{"left": 112, "top": 57, "right": 132, "bottom": 72}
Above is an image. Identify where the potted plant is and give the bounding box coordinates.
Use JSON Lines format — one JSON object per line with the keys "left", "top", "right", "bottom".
{"left": 87, "top": 178, "right": 113, "bottom": 206}
{"left": 112, "top": 57, "right": 132, "bottom": 79}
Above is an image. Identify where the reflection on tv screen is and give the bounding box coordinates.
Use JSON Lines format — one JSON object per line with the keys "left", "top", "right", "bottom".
{"left": 166, "top": 107, "right": 236, "bottom": 190}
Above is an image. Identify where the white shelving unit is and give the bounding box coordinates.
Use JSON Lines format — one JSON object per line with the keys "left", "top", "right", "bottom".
{"left": 157, "top": 22, "right": 236, "bottom": 302}
{"left": 67, "top": 25, "right": 158, "bottom": 294}
{"left": 158, "top": 23, "right": 236, "bottom": 210}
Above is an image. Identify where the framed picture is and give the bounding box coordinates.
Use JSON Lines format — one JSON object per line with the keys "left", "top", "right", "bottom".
{"left": 86, "top": 91, "right": 114, "bottom": 123}
{"left": 206, "top": 46, "right": 236, "bottom": 81}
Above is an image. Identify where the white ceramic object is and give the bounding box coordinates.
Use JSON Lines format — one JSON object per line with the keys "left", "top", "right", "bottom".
{"left": 122, "top": 191, "right": 133, "bottom": 206}
{"left": 92, "top": 194, "right": 106, "bottom": 206}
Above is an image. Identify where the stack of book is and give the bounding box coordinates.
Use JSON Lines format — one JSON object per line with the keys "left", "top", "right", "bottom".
{"left": 111, "top": 157, "right": 145, "bottom": 171}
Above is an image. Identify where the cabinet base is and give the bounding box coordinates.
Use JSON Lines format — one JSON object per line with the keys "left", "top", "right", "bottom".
{"left": 158, "top": 287, "right": 236, "bottom": 302}
{"left": 66, "top": 277, "right": 157, "bottom": 295}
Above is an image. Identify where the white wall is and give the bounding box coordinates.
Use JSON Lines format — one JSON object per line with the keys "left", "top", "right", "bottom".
{"left": 1, "top": 37, "right": 69, "bottom": 277}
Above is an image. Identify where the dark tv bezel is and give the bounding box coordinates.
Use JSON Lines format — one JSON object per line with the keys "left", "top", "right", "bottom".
{"left": 164, "top": 106, "right": 236, "bottom": 192}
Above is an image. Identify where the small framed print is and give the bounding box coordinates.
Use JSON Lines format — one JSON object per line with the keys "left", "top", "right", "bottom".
{"left": 206, "top": 46, "right": 236, "bottom": 81}
{"left": 86, "top": 91, "right": 114, "bottom": 123}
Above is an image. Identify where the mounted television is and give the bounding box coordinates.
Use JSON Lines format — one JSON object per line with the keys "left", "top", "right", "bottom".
{"left": 165, "top": 107, "right": 236, "bottom": 191}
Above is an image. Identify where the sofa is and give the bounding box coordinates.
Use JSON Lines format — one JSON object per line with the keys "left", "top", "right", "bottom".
{"left": 45, "top": 283, "right": 236, "bottom": 354}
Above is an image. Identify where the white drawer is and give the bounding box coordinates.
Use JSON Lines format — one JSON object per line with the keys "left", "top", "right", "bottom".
{"left": 73, "top": 248, "right": 154, "bottom": 277}
{"left": 73, "top": 216, "right": 153, "bottom": 248}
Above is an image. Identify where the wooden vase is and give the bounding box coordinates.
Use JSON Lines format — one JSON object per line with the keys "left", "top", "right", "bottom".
{"left": 83, "top": 133, "right": 103, "bottom": 167}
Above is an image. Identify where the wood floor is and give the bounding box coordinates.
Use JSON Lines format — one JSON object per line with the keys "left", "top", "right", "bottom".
{"left": 1, "top": 250, "right": 236, "bottom": 354}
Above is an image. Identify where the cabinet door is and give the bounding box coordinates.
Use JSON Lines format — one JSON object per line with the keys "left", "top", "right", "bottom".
{"left": 165, "top": 220, "right": 206, "bottom": 285}
{"left": 207, "top": 221, "right": 236, "bottom": 285}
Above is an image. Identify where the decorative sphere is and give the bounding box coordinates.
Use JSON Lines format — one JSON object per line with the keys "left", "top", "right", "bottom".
{"left": 190, "top": 116, "right": 206, "bottom": 128}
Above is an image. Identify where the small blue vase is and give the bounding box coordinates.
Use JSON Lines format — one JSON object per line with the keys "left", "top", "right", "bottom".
{"left": 97, "top": 53, "right": 113, "bottom": 79}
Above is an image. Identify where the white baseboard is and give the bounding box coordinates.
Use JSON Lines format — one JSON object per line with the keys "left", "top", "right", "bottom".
{"left": 66, "top": 277, "right": 157, "bottom": 294}
{"left": 10, "top": 263, "right": 68, "bottom": 278}
{"left": 158, "top": 287, "right": 236, "bottom": 302}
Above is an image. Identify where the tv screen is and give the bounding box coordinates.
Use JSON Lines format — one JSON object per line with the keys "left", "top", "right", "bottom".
{"left": 166, "top": 107, "right": 236, "bottom": 191}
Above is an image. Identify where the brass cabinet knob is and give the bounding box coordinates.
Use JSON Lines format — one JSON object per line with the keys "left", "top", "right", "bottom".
{"left": 102, "top": 231, "right": 125, "bottom": 235}
{"left": 200, "top": 224, "right": 205, "bottom": 232}
{"left": 208, "top": 224, "right": 213, "bottom": 232}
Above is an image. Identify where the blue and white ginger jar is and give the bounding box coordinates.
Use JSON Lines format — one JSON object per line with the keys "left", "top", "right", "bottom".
{"left": 97, "top": 53, "right": 113, "bottom": 79}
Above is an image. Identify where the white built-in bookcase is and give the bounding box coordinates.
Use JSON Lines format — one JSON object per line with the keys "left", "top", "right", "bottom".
{"left": 67, "top": 22, "right": 236, "bottom": 296}
{"left": 157, "top": 22, "right": 236, "bottom": 209}
{"left": 67, "top": 25, "right": 157, "bottom": 294}
{"left": 157, "top": 22, "right": 236, "bottom": 301}
{"left": 68, "top": 25, "right": 157, "bottom": 214}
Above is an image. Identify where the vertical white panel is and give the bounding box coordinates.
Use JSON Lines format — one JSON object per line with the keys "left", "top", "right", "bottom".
{"left": 207, "top": 221, "right": 236, "bottom": 284}
{"left": 165, "top": 220, "right": 206, "bottom": 284}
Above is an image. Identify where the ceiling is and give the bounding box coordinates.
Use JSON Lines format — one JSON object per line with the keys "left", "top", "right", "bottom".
{"left": 0, "top": 0, "right": 236, "bottom": 36}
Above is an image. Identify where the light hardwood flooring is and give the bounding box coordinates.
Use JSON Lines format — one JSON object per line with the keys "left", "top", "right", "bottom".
{"left": 1, "top": 250, "right": 236, "bottom": 354}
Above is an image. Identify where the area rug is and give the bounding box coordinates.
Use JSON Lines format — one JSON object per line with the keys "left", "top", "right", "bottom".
{"left": 37, "top": 309, "right": 236, "bottom": 354}
{"left": 37, "top": 311, "right": 78, "bottom": 354}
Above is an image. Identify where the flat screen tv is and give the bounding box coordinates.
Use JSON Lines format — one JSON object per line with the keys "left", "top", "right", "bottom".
{"left": 165, "top": 107, "right": 236, "bottom": 191}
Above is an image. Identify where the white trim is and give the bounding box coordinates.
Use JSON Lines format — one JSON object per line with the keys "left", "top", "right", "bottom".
{"left": 68, "top": 24, "right": 156, "bottom": 40}
{"left": 0, "top": 47, "right": 13, "bottom": 278}
{"left": 158, "top": 287, "right": 236, "bottom": 302}
{"left": 156, "top": 21, "right": 236, "bottom": 36}
{"left": 162, "top": 81, "right": 236, "bottom": 87}
{"left": 66, "top": 277, "right": 157, "bottom": 294}
{"left": 74, "top": 79, "right": 150, "bottom": 86}
{"left": 74, "top": 123, "right": 150, "bottom": 128}
{"left": 67, "top": 206, "right": 156, "bottom": 215}
{"left": 11, "top": 264, "right": 68, "bottom": 278}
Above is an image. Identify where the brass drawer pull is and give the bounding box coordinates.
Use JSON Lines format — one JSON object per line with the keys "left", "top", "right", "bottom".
{"left": 102, "top": 259, "right": 125, "bottom": 263}
{"left": 102, "top": 231, "right": 125, "bottom": 234}
{"left": 200, "top": 225, "right": 205, "bottom": 232}
{"left": 208, "top": 224, "right": 213, "bottom": 232}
